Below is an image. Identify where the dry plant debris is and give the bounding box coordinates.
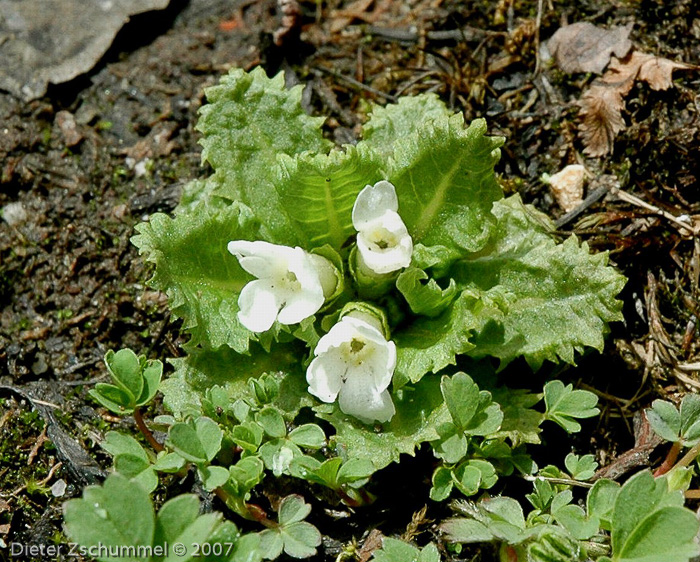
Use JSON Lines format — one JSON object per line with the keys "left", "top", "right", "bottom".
{"left": 547, "top": 22, "right": 696, "bottom": 157}
{"left": 543, "top": 164, "right": 587, "bottom": 212}
{"left": 547, "top": 21, "right": 633, "bottom": 74}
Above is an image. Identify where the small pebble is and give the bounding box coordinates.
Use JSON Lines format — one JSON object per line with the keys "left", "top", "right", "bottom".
{"left": 1, "top": 201, "right": 28, "bottom": 226}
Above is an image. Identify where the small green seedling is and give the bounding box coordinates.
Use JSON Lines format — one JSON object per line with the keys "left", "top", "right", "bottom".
{"left": 89, "top": 348, "right": 162, "bottom": 415}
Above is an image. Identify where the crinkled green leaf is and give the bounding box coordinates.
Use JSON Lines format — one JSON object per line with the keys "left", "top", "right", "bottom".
{"left": 196, "top": 67, "right": 332, "bottom": 241}
{"left": 455, "top": 195, "right": 625, "bottom": 369}
{"left": 543, "top": 381, "right": 599, "bottom": 433}
{"left": 275, "top": 145, "right": 383, "bottom": 249}
{"left": 394, "top": 292, "right": 483, "bottom": 386}
{"left": 319, "top": 375, "right": 450, "bottom": 470}
{"left": 160, "top": 342, "right": 311, "bottom": 419}
{"left": 388, "top": 116, "right": 503, "bottom": 252}
{"left": 396, "top": 267, "right": 457, "bottom": 317}
{"left": 63, "top": 474, "right": 155, "bottom": 562}
{"left": 359, "top": 93, "right": 452, "bottom": 159}
{"left": 132, "top": 202, "right": 262, "bottom": 352}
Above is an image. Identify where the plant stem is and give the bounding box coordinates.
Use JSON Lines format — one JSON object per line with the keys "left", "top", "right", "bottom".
{"left": 133, "top": 407, "right": 164, "bottom": 453}
{"left": 213, "top": 488, "right": 278, "bottom": 528}
{"left": 672, "top": 440, "right": 700, "bottom": 471}
{"left": 654, "top": 441, "right": 682, "bottom": 476}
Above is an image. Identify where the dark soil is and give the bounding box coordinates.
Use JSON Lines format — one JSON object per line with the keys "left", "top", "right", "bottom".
{"left": 1, "top": 0, "right": 700, "bottom": 560}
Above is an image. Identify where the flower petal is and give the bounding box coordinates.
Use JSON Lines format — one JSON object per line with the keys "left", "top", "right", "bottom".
{"left": 352, "top": 180, "right": 399, "bottom": 230}
{"left": 306, "top": 354, "right": 345, "bottom": 402}
{"left": 277, "top": 287, "right": 324, "bottom": 325}
{"left": 228, "top": 240, "right": 295, "bottom": 278}
{"left": 237, "top": 279, "right": 280, "bottom": 332}
{"left": 355, "top": 211, "right": 413, "bottom": 274}
{"left": 338, "top": 371, "right": 395, "bottom": 423}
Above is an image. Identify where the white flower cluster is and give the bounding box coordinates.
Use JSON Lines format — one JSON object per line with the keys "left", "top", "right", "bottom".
{"left": 227, "top": 181, "right": 412, "bottom": 423}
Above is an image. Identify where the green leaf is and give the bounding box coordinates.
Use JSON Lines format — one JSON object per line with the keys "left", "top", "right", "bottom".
{"left": 430, "top": 466, "right": 454, "bottom": 501}
{"left": 440, "top": 372, "right": 503, "bottom": 436}
{"left": 132, "top": 202, "right": 263, "bottom": 352}
{"left": 258, "top": 529, "right": 284, "bottom": 560}
{"left": 281, "top": 522, "right": 322, "bottom": 559}
{"left": 586, "top": 479, "right": 620, "bottom": 531}
{"left": 396, "top": 267, "right": 457, "bottom": 317}
{"left": 440, "top": 518, "right": 495, "bottom": 544}
{"left": 196, "top": 416, "right": 224, "bottom": 462}
{"left": 139, "top": 359, "right": 163, "bottom": 405}
{"left": 154, "top": 494, "right": 199, "bottom": 546}
{"left": 198, "top": 465, "right": 231, "bottom": 491}
{"left": 527, "top": 529, "right": 583, "bottom": 562}
{"left": 564, "top": 453, "right": 597, "bottom": 481}
{"left": 162, "top": 513, "right": 223, "bottom": 562}
{"left": 610, "top": 471, "right": 699, "bottom": 562}
{"left": 275, "top": 144, "right": 383, "bottom": 250}
{"left": 288, "top": 424, "right": 326, "bottom": 449}
{"left": 255, "top": 407, "right": 287, "bottom": 439}
{"left": 336, "top": 458, "right": 376, "bottom": 485}
{"left": 371, "top": 538, "right": 422, "bottom": 562}
{"left": 319, "top": 374, "right": 450, "bottom": 470}
{"left": 63, "top": 474, "right": 155, "bottom": 562}
{"left": 680, "top": 393, "right": 700, "bottom": 444}
{"left": 543, "top": 381, "right": 599, "bottom": 433}
{"left": 196, "top": 67, "right": 332, "bottom": 240}
{"left": 89, "top": 383, "right": 134, "bottom": 414}
{"left": 394, "top": 292, "right": 480, "bottom": 386}
{"left": 490, "top": 387, "right": 544, "bottom": 445}
{"left": 646, "top": 399, "right": 681, "bottom": 443}
{"left": 278, "top": 495, "right": 312, "bottom": 526}
{"left": 456, "top": 195, "right": 626, "bottom": 369}
{"left": 160, "top": 342, "right": 311, "bottom": 420}
{"left": 101, "top": 432, "right": 149, "bottom": 462}
{"left": 168, "top": 421, "right": 208, "bottom": 463}
{"left": 152, "top": 452, "right": 186, "bottom": 473}
{"left": 389, "top": 116, "right": 503, "bottom": 252}
{"left": 105, "top": 349, "right": 143, "bottom": 401}
{"left": 359, "top": 93, "right": 453, "bottom": 159}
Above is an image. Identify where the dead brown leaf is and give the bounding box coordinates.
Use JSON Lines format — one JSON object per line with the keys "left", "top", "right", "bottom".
{"left": 579, "top": 51, "right": 696, "bottom": 156}
{"left": 547, "top": 21, "right": 633, "bottom": 75}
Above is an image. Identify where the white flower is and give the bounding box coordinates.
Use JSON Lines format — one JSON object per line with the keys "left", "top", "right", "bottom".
{"left": 352, "top": 180, "right": 413, "bottom": 275}
{"left": 306, "top": 313, "right": 396, "bottom": 424}
{"left": 227, "top": 241, "right": 335, "bottom": 333}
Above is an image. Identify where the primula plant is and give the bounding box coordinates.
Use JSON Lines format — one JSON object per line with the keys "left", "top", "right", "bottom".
{"left": 62, "top": 67, "right": 700, "bottom": 562}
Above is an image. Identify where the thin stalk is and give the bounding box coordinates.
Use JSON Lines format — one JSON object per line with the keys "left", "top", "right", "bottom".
{"left": 654, "top": 441, "right": 682, "bottom": 476}
{"left": 133, "top": 407, "right": 164, "bottom": 453}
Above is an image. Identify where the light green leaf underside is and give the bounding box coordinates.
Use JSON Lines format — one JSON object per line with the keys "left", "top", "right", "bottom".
{"left": 196, "top": 67, "right": 332, "bottom": 242}
{"left": 132, "top": 202, "right": 261, "bottom": 352}
{"left": 160, "top": 342, "right": 312, "bottom": 419}
{"left": 389, "top": 115, "right": 503, "bottom": 252}
{"left": 318, "top": 375, "right": 450, "bottom": 471}
{"left": 275, "top": 144, "right": 384, "bottom": 250}
{"left": 359, "top": 93, "right": 453, "bottom": 159}
{"left": 455, "top": 195, "right": 626, "bottom": 370}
